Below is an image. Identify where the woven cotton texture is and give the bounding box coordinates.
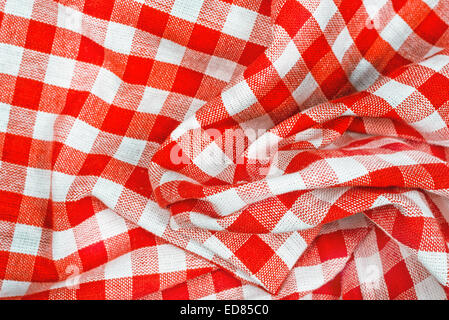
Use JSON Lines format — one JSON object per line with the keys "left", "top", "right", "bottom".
{"left": 1, "top": 0, "right": 449, "bottom": 300}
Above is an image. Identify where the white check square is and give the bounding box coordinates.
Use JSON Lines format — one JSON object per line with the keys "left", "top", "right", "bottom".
{"left": 138, "top": 87, "right": 169, "bottom": 114}
{"left": 0, "top": 43, "right": 24, "bottom": 76}
{"left": 221, "top": 81, "right": 258, "bottom": 116}
{"left": 355, "top": 253, "right": 383, "bottom": 288}
{"left": 170, "top": 116, "right": 200, "bottom": 140}
{"left": 417, "top": 251, "right": 448, "bottom": 284}
{"left": 373, "top": 80, "right": 415, "bottom": 108}
{"left": 139, "top": 200, "right": 170, "bottom": 237}
{"left": 295, "top": 265, "right": 325, "bottom": 291}
{"left": 222, "top": 5, "right": 258, "bottom": 41}
{"left": 380, "top": 15, "right": 413, "bottom": 50}
{"left": 4, "top": 0, "right": 34, "bottom": 19}
{"left": 10, "top": 224, "right": 42, "bottom": 256}
{"left": 105, "top": 252, "right": 133, "bottom": 279}
{"left": 93, "top": 178, "right": 124, "bottom": 208}
{"left": 24, "top": 167, "right": 51, "bottom": 199}
{"left": 415, "top": 277, "right": 446, "bottom": 299}
{"left": 410, "top": 111, "right": 446, "bottom": 133}
{"left": 207, "top": 188, "right": 246, "bottom": 216}
{"left": 65, "top": 119, "right": 99, "bottom": 153}
{"left": 273, "top": 210, "right": 312, "bottom": 233}
{"left": 276, "top": 232, "right": 307, "bottom": 268}
{"left": 52, "top": 229, "right": 78, "bottom": 260}
{"left": 51, "top": 171, "right": 76, "bottom": 202}
{"left": 421, "top": 0, "right": 439, "bottom": 9}
{"left": 155, "top": 39, "right": 186, "bottom": 65}
{"left": 292, "top": 73, "right": 318, "bottom": 106}
{"left": 313, "top": 0, "right": 337, "bottom": 31}
{"left": 242, "top": 285, "right": 272, "bottom": 299}
{"left": 332, "top": 27, "right": 353, "bottom": 63}
{"left": 114, "top": 136, "right": 146, "bottom": 165}
{"left": 192, "top": 142, "right": 232, "bottom": 177}
{"left": 363, "top": 0, "right": 388, "bottom": 20}
{"left": 325, "top": 157, "right": 369, "bottom": 183}
{"left": 0, "top": 103, "right": 11, "bottom": 133}
{"left": 44, "top": 55, "right": 76, "bottom": 88}
{"left": 91, "top": 68, "right": 122, "bottom": 104}
{"left": 104, "top": 22, "right": 135, "bottom": 54}
{"left": 96, "top": 209, "right": 129, "bottom": 239}
{"left": 350, "top": 58, "right": 380, "bottom": 91}
{"left": 170, "top": 0, "right": 203, "bottom": 23}
{"left": 273, "top": 41, "right": 300, "bottom": 78}
{"left": 57, "top": 4, "right": 83, "bottom": 34}
{"left": 204, "top": 236, "right": 233, "bottom": 259}
{"left": 0, "top": 280, "right": 30, "bottom": 298}
{"left": 205, "top": 56, "right": 237, "bottom": 82}
{"left": 420, "top": 54, "right": 449, "bottom": 72}
{"left": 33, "top": 111, "right": 57, "bottom": 141}
{"left": 157, "top": 244, "right": 187, "bottom": 273}
{"left": 186, "top": 240, "right": 215, "bottom": 261}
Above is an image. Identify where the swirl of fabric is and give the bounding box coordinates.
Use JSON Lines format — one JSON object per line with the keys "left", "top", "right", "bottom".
{"left": 0, "top": 0, "right": 449, "bottom": 299}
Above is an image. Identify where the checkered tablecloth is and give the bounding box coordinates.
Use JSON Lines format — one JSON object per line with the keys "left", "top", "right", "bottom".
{"left": 0, "top": 0, "right": 449, "bottom": 300}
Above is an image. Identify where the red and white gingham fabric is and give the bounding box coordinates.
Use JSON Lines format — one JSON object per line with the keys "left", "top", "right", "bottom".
{"left": 1, "top": 0, "right": 449, "bottom": 300}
